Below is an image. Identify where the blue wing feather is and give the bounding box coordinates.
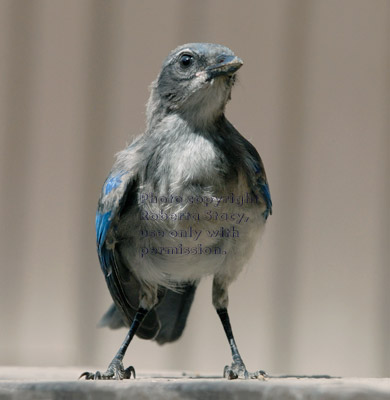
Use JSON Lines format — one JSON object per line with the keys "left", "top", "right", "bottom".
{"left": 95, "top": 171, "right": 128, "bottom": 276}
{"left": 96, "top": 210, "right": 112, "bottom": 252}
{"left": 96, "top": 171, "right": 126, "bottom": 247}
{"left": 95, "top": 169, "right": 137, "bottom": 317}
{"left": 258, "top": 179, "right": 272, "bottom": 219}
{"left": 236, "top": 129, "right": 272, "bottom": 220}
{"left": 253, "top": 163, "right": 272, "bottom": 219}
{"left": 103, "top": 171, "right": 126, "bottom": 195}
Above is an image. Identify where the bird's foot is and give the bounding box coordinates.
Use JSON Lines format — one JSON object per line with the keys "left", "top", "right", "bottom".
{"left": 249, "top": 369, "right": 268, "bottom": 380}
{"left": 223, "top": 362, "right": 268, "bottom": 380}
{"left": 223, "top": 361, "right": 248, "bottom": 380}
{"left": 79, "top": 359, "right": 135, "bottom": 380}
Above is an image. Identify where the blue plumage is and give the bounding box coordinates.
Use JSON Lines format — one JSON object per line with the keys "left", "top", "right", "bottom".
{"left": 103, "top": 171, "right": 125, "bottom": 195}
{"left": 95, "top": 211, "right": 111, "bottom": 251}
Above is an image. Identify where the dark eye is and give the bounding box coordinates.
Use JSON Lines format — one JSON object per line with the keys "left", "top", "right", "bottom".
{"left": 179, "top": 54, "right": 194, "bottom": 68}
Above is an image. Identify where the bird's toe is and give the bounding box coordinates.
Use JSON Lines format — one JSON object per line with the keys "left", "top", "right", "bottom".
{"left": 223, "top": 363, "right": 268, "bottom": 380}
{"left": 249, "top": 370, "right": 268, "bottom": 380}
{"left": 79, "top": 370, "right": 106, "bottom": 380}
{"left": 79, "top": 360, "right": 136, "bottom": 380}
{"left": 223, "top": 362, "right": 248, "bottom": 380}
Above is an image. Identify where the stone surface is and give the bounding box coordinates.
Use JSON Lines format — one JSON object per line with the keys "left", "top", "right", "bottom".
{"left": 1, "top": 367, "right": 390, "bottom": 400}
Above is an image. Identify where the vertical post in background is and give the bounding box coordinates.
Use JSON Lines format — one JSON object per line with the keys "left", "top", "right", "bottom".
{"left": 270, "top": 0, "right": 311, "bottom": 373}
{"left": 75, "top": 0, "right": 121, "bottom": 365}
{"left": 380, "top": 3, "right": 390, "bottom": 377}
{"left": 0, "top": 0, "right": 39, "bottom": 364}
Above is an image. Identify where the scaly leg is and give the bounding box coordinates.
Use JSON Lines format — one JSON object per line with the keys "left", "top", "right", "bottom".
{"left": 80, "top": 307, "right": 148, "bottom": 380}
{"left": 213, "top": 277, "right": 267, "bottom": 380}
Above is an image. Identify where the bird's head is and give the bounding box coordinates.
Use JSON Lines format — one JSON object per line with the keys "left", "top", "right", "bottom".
{"left": 147, "top": 43, "right": 243, "bottom": 129}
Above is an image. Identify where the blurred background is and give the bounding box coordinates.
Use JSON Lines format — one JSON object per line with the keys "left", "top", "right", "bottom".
{"left": 0, "top": 0, "right": 389, "bottom": 378}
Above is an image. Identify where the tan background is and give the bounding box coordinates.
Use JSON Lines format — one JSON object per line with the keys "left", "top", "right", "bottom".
{"left": 0, "top": 0, "right": 389, "bottom": 378}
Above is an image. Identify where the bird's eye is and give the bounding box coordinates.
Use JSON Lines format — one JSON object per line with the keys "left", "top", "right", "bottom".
{"left": 179, "top": 54, "right": 194, "bottom": 68}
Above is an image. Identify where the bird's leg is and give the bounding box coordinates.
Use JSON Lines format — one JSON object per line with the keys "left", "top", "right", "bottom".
{"left": 80, "top": 285, "right": 159, "bottom": 380}
{"left": 80, "top": 307, "right": 148, "bottom": 380}
{"left": 216, "top": 307, "right": 248, "bottom": 379}
{"left": 213, "top": 277, "right": 267, "bottom": 380}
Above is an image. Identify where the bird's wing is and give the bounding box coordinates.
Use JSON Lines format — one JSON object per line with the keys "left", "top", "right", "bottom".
{"left": 96, "top": 169, "right": 133, "bottom": 277}
{"left": 96, "top": 166, "right": 160, "bottom": 339}
{"left": 253, "top": 159, "right": 272, "bottom": 219}
{"left": 241, "top": 136, "right": 272, "bottom": 219}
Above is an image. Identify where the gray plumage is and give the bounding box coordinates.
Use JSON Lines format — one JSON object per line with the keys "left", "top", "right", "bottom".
{"left": 81, "top": 43, "right": 272, "bottom": 381}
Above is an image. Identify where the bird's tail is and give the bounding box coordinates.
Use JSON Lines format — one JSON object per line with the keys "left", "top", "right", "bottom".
{"left": 98, "top": 282, "right": 197, "bottom": 343}
{"left": 98, "top": 301, "right": 161, "bottom": 340}
{"left": 98, "top": 303, "right": 126, "bottom": 329}
{"left": 154, "top": 283, "right": 198, "bottom": 344}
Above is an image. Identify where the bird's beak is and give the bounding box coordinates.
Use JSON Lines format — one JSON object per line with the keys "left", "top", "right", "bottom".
{"left": 205, "top": 55, "right": 243, "bottom": 81}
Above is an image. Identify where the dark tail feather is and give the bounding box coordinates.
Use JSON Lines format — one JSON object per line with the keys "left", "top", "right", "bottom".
{"left": 98, "top": 302, "right": 160, "bottom": 340}
{"left": 154, "top": 283, "right": 198, "bottom": 345}
{"left": 98, "top": 303, "right": 126, "bottom": 329}
{"left": 99, "top": 282, "right": 197, "bottom": 343}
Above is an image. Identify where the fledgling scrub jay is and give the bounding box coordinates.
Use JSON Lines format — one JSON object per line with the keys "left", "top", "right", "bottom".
{"left": 80, "top": 43, "right": 272, "bottom": 380}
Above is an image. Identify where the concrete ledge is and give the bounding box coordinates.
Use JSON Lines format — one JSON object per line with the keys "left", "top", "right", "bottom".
{"left": 1, "top": 367, "right": 390, "bottom": 400}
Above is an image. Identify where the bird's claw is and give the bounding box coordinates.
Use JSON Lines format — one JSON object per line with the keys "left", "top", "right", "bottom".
{"left": 223, "top": 361, "right": 248, "bottom": 380}
{"left": 223, "top": 363, "right": 268, "bottom": 380}
{"left": 249, "top": 370, "right": 268, "bottom": 380}
{"left": 79, "top": 360, "right": 136, "bottom": 380}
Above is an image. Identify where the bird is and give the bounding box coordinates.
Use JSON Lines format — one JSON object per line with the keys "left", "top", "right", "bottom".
{"left": 80, "top": 42, "right": 272, "bottom": 381}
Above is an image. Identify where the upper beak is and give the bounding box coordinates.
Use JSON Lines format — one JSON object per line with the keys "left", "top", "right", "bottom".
{"left": 205, "top": 55, "right": 243, "bottom": 81}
